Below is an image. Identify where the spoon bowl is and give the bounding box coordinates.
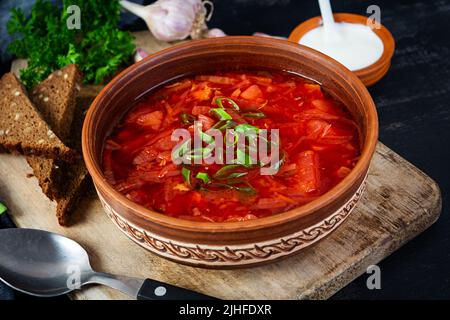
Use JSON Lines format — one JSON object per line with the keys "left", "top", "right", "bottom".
{"left": 0, "top": 228, "right": 215, "bottom": 299}
{"left": 0, "top": 228, "right": 93, "bottom": 297}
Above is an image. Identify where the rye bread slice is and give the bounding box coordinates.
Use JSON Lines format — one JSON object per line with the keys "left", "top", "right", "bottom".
{"left": 30, "top": 64, "right": 82, "bottom": 140}
{"left": 26, "top": 65, "right": 82, "bottom": 200}
{"left": 0, "top": 73, "right": 75, "bottom": 161}
{"left": 55, "top": 93, "right": 94, "bottom": 226}
{"left": 56, "top": 162, "right": 91, "bottom": 225}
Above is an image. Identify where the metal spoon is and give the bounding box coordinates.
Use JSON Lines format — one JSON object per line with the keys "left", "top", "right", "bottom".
{"left": 0, "top": 228, "right": 215, "bottom": 300}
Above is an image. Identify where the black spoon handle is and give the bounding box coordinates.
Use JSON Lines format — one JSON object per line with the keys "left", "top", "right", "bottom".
{"left": 137, "top": 278, "right": 218, "bottom": 300}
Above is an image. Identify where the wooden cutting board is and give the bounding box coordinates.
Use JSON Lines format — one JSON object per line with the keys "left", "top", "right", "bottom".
{"left": 3, "top": 32, "right": 442, "bottom": 299}
{"left": 0, "top": 143, "right": 441, "bottom": 300}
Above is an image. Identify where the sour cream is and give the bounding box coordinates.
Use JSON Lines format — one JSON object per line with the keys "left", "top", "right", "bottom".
{"left": 299, "top": 22, "right": 384, "bottom": 71}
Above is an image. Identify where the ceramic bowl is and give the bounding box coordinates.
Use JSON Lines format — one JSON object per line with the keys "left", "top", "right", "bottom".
{"left": 82, "top": 36, "right": 378, "bottom": 268}
{"left": 289, "top": 13, "right": 395, "bottom": 86}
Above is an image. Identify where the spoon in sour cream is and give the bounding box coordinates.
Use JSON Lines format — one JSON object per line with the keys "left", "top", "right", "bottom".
{"left": 299, "top": 0, "right": 384, "bottom": 71}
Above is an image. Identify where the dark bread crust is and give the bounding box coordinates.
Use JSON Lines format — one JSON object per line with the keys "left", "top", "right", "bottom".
{"left": 55, "top": 92, "right": 95, "bottom": 225}
{"left": 56, "top": 162, "right": 91, "bottom": 225}
{"left": 0, "top": 73, "right": 76, "bottom": 162}
{"left": 26, "top": 156, "right": 64, "bottom": 200}
{"left": 26, "top": 65, "right": 83, "bottom": 200}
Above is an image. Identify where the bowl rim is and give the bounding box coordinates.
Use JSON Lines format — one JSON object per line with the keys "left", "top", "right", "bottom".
{"left": 82, "top": 36, "right": 378, "bottom": 233}
{"left": 288, "top": 13, "right": 395, "bottom": 78}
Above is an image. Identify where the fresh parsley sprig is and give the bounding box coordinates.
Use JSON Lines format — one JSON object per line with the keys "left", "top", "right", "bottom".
{"left": 7, "top": 0, "right": 136, "bottom": 89}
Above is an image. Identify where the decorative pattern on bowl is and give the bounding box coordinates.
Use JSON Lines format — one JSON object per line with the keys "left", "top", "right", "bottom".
{"left": 98, "top": 178, "right": 366, "bottom": 268}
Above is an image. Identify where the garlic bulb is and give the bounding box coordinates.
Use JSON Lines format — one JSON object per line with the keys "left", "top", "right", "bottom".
{"left": 120, "top": 0, "right": 225, "bottom": 42}
{"left": 134, "top": 48, "right": 149, "bottom": 63}
{"left": 207, "top": 28, "right": 227, "bottom": 38}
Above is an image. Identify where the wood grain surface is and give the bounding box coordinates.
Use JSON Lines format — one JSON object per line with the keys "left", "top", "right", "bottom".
{"left": 0, "top": 142, "right": 441, "bottom": 300}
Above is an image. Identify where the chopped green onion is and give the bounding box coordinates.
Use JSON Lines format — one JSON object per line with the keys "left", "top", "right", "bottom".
{"left": 216, "top": 97, "right": 240, "bottom": 111}
{"left": 174, "top": 139, "right": 191, "bottom": 157}
{"left": 236, "top": 148, "right": 256, "bottom": 166}
{"left": 182, "top": 167, "right": 191, "bottom": 187}
{"left": 180, "top": 112, "right": 195, "bottom": 125}
{"left": 214, "top": 164, "right": 244, "bottom": 178}
{"left": 228, "top": 172, "right": 248, "bottom": 179}
{"left": 212, "top": 120, "right": 237, "bottom": 131}
{"left": 0, "top": 202, "right": 7, "bottom": 215}
{"left": 215, "top": 172, "right": 248, "bottom": 180}
{"left": 196, "top": 172, "right": 211, "bottom": 184}
{"left": 210, "top": 108, "right": 232, "bottom": 120}
{"left": 199, "top": 131, "right": 215, "bottom": 144}
{"left": 234, "top": 185, "right": 257, "bottom": 195}
{"left": 184, "top": 147, "right": 214, "bottom": 161}
{"left": 235, "top": 124, "right": 260, "bottom": 134}
{"left": 242, "top": 112, "right": 266, "bottom": 119}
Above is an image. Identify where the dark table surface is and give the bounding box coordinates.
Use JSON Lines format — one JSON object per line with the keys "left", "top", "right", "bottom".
{"left": 1, "top": 0, "right": 449, "bottom": 300}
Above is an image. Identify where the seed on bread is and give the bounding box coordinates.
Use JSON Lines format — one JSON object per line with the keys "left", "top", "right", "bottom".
{"left": 47, "top": 130, "right": 56, "bottom": 139}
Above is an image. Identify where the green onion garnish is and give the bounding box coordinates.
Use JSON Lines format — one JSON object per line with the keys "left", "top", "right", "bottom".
{"left": 215, "top": 172, "right": 248, "bottom": 180}
{"left": 213, "top": 164, "right": 244, "bottom": 178}
{"left": 236, "top": 148, "right": 256, "bottom": 166}
{"left": 182, "top": 167, "right": 191, "bottom": 187}
{"left": 196, "top": 172, "right": 211, "bottom": 184}
{"left": 174, "top": 139, "right": 191, "bottom": 157}
{"left": 235, "top": 123, "right": 260, "bottom": 134}
{"left": 212, "top": 120, "right": 237, "bottom": 131}
{"left": 242, "top": 112, "right": 266, "bottom": 119}
{"left": 210, "top": 108, "right": 232, "bottom": 120}
{"left": 0, "top": 202, "right": 7, "bottom": 215}
{"left": 216, "top": 97, "right": 240, "bottom": 111}
{"left": 180, "top": 112, "right": 195, "bottom": 125}
{"left": 234, "top": 185, "right": 257, "bottom": 195}
{"left": 183, "top": 147, "right": 214, "bottom": 162}
{"left": 200, "top": 131, "right": 215, "bottom": 144}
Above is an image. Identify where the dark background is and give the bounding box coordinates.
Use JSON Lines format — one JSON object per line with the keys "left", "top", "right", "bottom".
{"left": 1, "top": 0, "right": 449, "bottom": 299}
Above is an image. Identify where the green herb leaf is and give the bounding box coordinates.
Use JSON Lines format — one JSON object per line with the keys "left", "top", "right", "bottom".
{"left": 182, "top": 167, "right": 191, "bottom": 187}
{"left": 212, "top": 120, "right": 237, "bottom": 131}
{"left": 242, "top": 112, "right": 266, "bottom": 119}
{"left": 196, "top": 172, "right": 211, "bottom": 184}
{"left": 180, "top": 113, "right": 195, "bottom": 125}
{"left": 234, "top": 185, "right": 257, "bottom": 195}
{"left": 215, "top": 97, "right": 240, "bottom": 111}
{"left": 236, "top": 148, "right": 256, "bottom": 166}
{"left": 214, "top": 164, "right": 244, "bottom": 178}
{"left": 174, "top": 139, "right": 191, "bottom": 158}
{"left": 210, "top": 108, "right": 232, "bottom": 121}
{"left": 7, "top": 0, "right": 135, "bottom": 88}
{"left": 235, "top": 124, "right": 260, "bottom": 134}
{"left": 199, "top": 132, "right": 215, "bottom": 145}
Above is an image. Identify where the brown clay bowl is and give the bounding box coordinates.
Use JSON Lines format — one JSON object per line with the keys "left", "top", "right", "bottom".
{"left": 82, "top": 36, "right": 378, "bottom": 268}
{"left": 289, "top": 13, "right": 395, "bottom": 87}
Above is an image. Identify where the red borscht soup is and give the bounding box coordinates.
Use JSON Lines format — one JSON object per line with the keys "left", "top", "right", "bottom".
{"left": 103, "top": 71, "right": 360, "bottom": 222}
